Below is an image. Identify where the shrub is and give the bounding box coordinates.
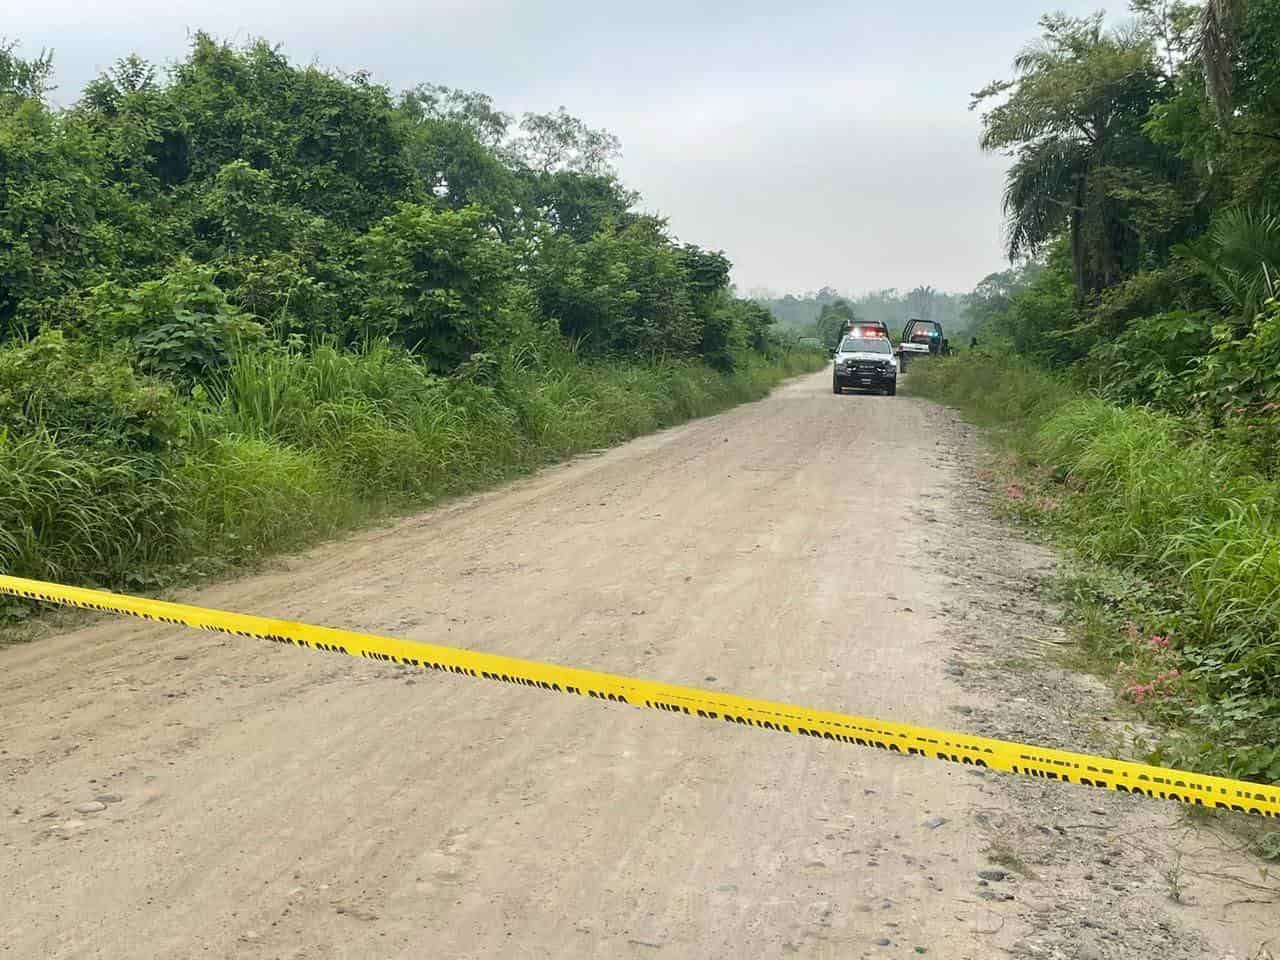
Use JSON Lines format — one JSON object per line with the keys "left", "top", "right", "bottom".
{"left": 910, "top": 353, "right": 1280, "bottom": 779}
{"left": 0, "top": 331, "right": 184, "bottom": 451}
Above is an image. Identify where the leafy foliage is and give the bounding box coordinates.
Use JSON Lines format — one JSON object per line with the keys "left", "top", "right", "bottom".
{"left": 0, "top": 32, "right": 822, "bottom": 604}
{"left": 937, "top": 0, "right": 1280, "bottom": 788}
{"left": 973, "top": 13, "right": 1194, "bottom": 296}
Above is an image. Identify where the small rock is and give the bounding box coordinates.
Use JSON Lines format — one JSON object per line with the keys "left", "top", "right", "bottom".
{"left": 75, "top": 801, "right": 107, "bottom": 814}
{"left": 943, "top": 665, "right": 965, "bottom": 677}
{"left": 873, "top": 938, "right": 891, "bottom": 946}
{"left": 335, "top": 906, "right": 346, "bottom": 914}
{"left": 978, "top": 889, "right": 1001, "bottom": 901}
{"left": 704, "top": 676, "right": 717, "bottom": 682}
{"left": 977, "top": 869, "right": 1008, "bottom": 882}
{"left": 1075, "top": 947, "right": 1103, "bottom": 960}
{"left": 95, "top": 794, "right": 123, "bottom": 804}
{"left": 923, "top": 817, "right": 949, "bottom": 830}
{"left": 173, "top": 654, "right": 190, "bottom": 661}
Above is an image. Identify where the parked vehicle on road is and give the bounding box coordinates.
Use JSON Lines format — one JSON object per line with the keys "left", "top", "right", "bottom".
{"left": 832, "top": 336, "right": 897, "bottom": 395}
{"left": 896, "top": 319, "right": 944, "bottom": 370}
{"left": 839, "top": 319, "right": 891, "bottom": 341}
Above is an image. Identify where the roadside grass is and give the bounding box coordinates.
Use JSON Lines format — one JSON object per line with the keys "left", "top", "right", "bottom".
{"left": 905, "top": 353, "right": 1280, "bottom": 855}
{"left": 0, "top": 338, "right": 825, "bottom": 630}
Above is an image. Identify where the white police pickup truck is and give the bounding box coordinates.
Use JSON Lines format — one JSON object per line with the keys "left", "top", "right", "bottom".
{"left": 832, "top": 335, "right": 897, "bottom": 396}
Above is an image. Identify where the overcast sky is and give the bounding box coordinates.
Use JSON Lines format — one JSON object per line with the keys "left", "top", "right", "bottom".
{"left": 10, "top": 0, "right": 1116, "bottom": 295}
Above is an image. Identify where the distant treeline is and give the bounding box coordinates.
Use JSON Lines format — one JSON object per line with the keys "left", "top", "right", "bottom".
{"left": 756, "top": 286, "right": 974, "bottom": 340}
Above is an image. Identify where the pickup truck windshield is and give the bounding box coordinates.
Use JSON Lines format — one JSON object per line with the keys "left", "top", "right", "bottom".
{"left": 840, "top": 338, "right": 891, "bottom": 354}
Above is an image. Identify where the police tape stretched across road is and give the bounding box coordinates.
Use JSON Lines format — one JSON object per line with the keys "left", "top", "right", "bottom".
{"left": 3, "top": 573, "right": 1277, "bottom": 819}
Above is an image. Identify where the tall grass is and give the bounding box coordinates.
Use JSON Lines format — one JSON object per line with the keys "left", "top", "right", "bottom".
{"left": 909, "top": 354, "right": 1280, "bottom": 782}
{"left": 0, "top": 341, "right": 825, "bottom": 597}
{"left": 0, "top": 429, "right": 189, "bottom": 586}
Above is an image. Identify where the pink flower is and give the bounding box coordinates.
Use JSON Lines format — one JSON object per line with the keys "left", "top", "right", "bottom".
{"left": 1148, "top": 635, "right": 1170, "bottom": 649}
{"left": 1126, "top": 682, "right": 1155, "bottom": 704}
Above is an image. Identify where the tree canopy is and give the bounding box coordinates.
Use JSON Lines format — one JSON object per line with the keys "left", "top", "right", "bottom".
{"left": 0, "top": 34, "right": 772, "bottom": 375}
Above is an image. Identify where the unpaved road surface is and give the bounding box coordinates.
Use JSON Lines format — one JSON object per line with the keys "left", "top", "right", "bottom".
{"left": 2, "top": 371, "right": 1275, "bottom": 959}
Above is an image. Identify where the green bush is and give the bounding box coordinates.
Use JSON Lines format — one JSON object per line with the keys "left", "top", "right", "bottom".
{"left": 0, "top": 335, "right": 824, "bottom": 595}
{"left": 85, "top": 262, "right": 265, "bottom": 382}
{"left": 910, "top": 353, "right": 1280, "bottom": 781}
{"left": 0, "top": 331, "right": 184, "bottom": 451}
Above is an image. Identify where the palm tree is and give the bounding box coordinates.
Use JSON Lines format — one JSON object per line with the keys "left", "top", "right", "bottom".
{"left": 1179, "top": 205, "right": 1280, "bottom": 321}
{"left": 974, "top": 15, "right": 1167, "bottom": 296}
{"left": 1001, "top": 137, "right": 1091, "bottom": 272}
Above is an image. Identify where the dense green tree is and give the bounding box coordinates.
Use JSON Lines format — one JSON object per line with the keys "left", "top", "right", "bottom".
{"left": 962, "top": 263, "right": 1044, "bottom": 336}
{"left": 815, "top": 299, "right": 858, "bottom": 349}
{"left": 0, "top": 50, "right": 128, "bottom": 332}
{"left": 164, "top": 34, "right": 417, "bottom": 227}
{"left": 0, "top": 41, "right": 52, "bottom": 103}
{"left": 360, "top": 204, "right": 514, "bottom": 370}
{"left": 0, "top": 32, "right": 785, "bottom": 382}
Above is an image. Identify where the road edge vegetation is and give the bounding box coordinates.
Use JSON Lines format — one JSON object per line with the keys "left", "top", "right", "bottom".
{"left": 906, "top": 355, "right": 1280, "bottom": 858}
{"left": 0, "top": 36, "right": 828, "bottom": 618}
{"left": 1, "top": 337, "right": 823, "bottom": 622}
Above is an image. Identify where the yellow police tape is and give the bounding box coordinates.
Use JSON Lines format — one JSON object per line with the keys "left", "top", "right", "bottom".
{"left": 3, "top": 573, "right": 1277, "bottom": 819}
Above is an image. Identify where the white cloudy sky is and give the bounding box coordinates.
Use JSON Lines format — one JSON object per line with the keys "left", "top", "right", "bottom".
{"left": 9, "top": 0, "right": 1117, "bottom": 294}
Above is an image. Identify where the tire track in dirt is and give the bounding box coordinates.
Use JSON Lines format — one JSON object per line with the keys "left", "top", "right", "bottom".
{"left": 0, "top": 371, "right": 1273, "bottom": 959}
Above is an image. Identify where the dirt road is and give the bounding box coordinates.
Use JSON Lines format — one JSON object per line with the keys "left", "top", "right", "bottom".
{"left": 2, "top": 371, "right": 1274, "bottom": 959}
